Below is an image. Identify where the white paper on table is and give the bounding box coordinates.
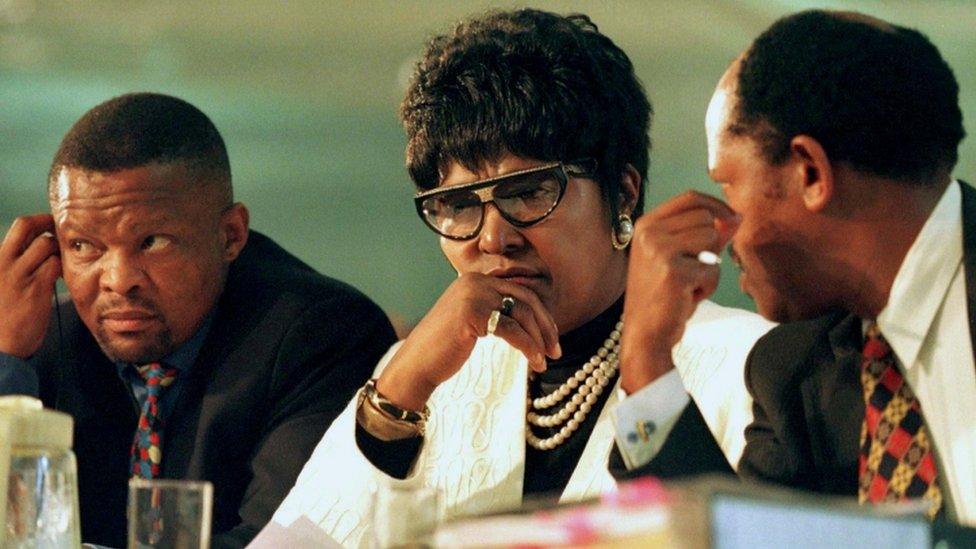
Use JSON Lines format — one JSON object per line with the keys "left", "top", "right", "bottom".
{"left": 248, "top": 515, "right": 342, "bottom": 549}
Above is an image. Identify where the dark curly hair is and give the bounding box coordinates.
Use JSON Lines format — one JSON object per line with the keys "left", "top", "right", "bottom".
{"left": 400, "top": 8, "right": 652, "bottom": 218}
{"left": 50, "top": 92, "right": 232, "bottom": 203}
{"left": 732, "top": 10, "right": 965, "bottom": 183}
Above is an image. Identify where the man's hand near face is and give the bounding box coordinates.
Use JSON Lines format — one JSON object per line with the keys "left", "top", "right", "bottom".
{"left": 619, "top": 192, "right": 739, "bottom": 394}
{"left": 0, "top": 213, "right": 62, "bottom": 359}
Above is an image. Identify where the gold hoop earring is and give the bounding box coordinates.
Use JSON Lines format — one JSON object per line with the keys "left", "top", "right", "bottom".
{"left": 611, "top": 214, "right": 634, "bottom": 250}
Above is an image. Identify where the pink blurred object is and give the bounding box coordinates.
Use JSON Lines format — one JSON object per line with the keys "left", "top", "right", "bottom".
{"left": 601, "top": 476, "right": 670, "bottom": 508}
{"left": 563, "top": 509, "right": 600, "bottom": 544}
{"left": 435, "top": 477, "right": 674, "bottom": 547}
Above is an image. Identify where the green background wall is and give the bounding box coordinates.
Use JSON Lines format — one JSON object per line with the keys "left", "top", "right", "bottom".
{"left": 2, "top": 0, "right": 974, "bottom": 332}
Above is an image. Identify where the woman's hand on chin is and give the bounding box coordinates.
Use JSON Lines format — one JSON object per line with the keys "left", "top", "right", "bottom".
{"left": 618, "top": 191, "right": 740, "bottom": 394}
{"left": 376, "top": 272, "right": 561, "bottom": 412}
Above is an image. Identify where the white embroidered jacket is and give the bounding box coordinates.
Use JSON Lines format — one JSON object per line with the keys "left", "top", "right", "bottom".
{"left": 266, "top": 301, "right": 773, "bottom": 547}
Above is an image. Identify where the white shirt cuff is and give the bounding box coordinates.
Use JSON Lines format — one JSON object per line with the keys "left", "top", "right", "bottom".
{"left": 611, "top": 369, "right": 690, "bottom": 470}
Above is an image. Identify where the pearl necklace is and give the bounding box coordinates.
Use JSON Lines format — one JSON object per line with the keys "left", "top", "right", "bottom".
{"left": 525, "top": 319, "right": 623, "bottom": 451}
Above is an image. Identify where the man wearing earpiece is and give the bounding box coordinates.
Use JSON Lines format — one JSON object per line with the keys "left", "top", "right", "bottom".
{"left": 0, "top": 93, "right": 396, "bottom": 547}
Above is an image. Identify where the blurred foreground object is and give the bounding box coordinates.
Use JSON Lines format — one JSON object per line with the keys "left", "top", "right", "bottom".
{"left": 0, "top": 395, "right": 81, "bottom": 548}
{"left": 434, "top": 475, "right": 961, "bottom": 548}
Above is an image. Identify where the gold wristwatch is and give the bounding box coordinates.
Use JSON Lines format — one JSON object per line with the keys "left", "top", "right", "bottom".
{"left": 355, "top": 379, "right": 429, "bottom": 440}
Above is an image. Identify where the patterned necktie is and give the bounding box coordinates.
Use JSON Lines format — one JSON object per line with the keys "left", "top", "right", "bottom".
{"left": 858, "top": 322, "right": 942, "bottom": 519}
{"left": 130, "top": 362, "right": 179, "bottom": 479}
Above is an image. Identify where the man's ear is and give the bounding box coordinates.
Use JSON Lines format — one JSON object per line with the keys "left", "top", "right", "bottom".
{"left": 789, "top": 135, "right": 834, "bottom": 212}
{"left": 219, "top": 202, "right": 250, "bottom": 262}
{"left": 616, "top": 164, "right": 642, "bottom": 216}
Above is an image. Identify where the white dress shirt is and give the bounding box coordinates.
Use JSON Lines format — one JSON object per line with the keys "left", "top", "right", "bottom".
{"left": 876, "top": 180, "right": 976, "bottom": 526}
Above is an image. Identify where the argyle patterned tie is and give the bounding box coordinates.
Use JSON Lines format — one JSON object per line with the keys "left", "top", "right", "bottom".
{"left": 858, "top": 322, "right": 942, "bottom": 519}
{"left": 130, "top": 362, "right": 179, "bottom": 479}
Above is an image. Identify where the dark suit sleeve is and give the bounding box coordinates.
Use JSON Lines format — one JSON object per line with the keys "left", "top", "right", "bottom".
{"left": 608, "top": 400, "right": 733, "bottom": 480}
{"left": 736, "top": 337, "right": 809, "bottom": 488}
{"left": 735, "top": 313, "right": 866, "bottom": 500}
{"left": 213, "top": 290, "right": 397, "bottom": 548}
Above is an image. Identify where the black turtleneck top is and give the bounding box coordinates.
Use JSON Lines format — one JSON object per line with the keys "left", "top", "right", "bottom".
{"left": 356, "top": 297, "right": 625, "bottom": 497}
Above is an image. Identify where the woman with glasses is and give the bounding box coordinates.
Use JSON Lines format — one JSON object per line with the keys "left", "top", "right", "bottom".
{"left": 268, "top": 9, "right": 773, "bottom": 546}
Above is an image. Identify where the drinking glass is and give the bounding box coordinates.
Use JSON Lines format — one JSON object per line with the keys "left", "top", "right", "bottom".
{"left": 371, "top": 482, "right": 440, "bottom": 549}
{"left": 127, "top": 479, "right": 212, "bottom": 549}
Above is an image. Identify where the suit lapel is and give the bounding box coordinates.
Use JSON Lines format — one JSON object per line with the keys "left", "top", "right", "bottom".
{"left": 959, "top": 181, "right": 976, "bottom": 368}
{"left": 825, "top": 314, "right": 866, "bottom": 470}
{"left": 160, "top": 305, "right": 237, "bottom": 479}
{"left": 799, "top": 313, "right": 863, "bottom": 493}
{"left": 159, "top": 273, "right": 279, "bottom": 479}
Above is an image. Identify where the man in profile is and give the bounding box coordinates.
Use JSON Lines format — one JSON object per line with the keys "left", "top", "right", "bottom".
{"left": 702, "top": 11, "right": 973, "bottom": 525}
{"left": 0, "top": 93, "right": 397, "bottom": 546}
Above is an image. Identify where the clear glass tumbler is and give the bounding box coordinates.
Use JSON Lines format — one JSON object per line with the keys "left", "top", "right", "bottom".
{"left": 371, "top": 482, "right": 441, "bottom": 549}
{"left": 127, "top": 479, "right": 213, "bottom": 549}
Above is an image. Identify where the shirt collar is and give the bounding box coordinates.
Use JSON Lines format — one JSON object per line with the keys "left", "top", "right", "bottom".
{"left": 115, "top": 313, "right": 214, "bottom": 375}
{"left": 876, "top": 180, "right": 963, "bottom": 369}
